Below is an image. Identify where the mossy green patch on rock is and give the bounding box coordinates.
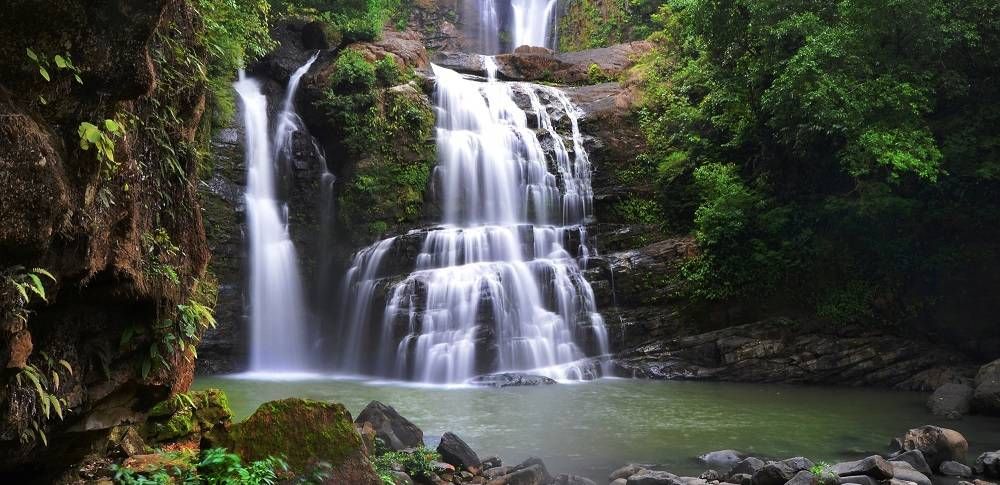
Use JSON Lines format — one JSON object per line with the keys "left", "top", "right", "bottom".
{"left": 227, "top": 398, "right": 369, "bottom": 475}
{"left": 144, "top": 389, "right": 233, "bottom": 443}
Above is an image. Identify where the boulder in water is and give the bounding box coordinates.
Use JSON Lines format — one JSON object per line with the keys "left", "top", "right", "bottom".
{"left": 730, "top": 457, "right": 766, "bottom": 477}
{"left": 890, "top": 425, "right": 968, "bottom": 470}
{"left": 355, "top": 400, "right": 424, "bottom": 451}
{"left": 975, "top": 450, "right": 1000, "bottom": 477}
{"left": 752, "top": 458, "right": 814, "bottom": 485}
{"left": 699, "top": 450, "right": 744, "bottom": 471}
{"left": 611, "top": 464, "right": 648, "bottom": 481}
{"left": 437, "top": 431, "right": 482, "bottom": 473}
{"left": 927, "top": 383, "right": 974, "bottom": 418}
{"left": 973, "top": 359, "right": 1000, "bottom": 416}
{"left": 468, "top": 372, "right": 558, "bottom": 387}
{"left": 889, "top": 461, "right": 932, "bottom": 485}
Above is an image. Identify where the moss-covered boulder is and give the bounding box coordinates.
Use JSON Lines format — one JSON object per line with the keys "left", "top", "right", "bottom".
{"left": 143, "top": 389, "right": 233, "bottom": 443}
{"left": 228, "top": 398, "right": 380, "bottom": 484}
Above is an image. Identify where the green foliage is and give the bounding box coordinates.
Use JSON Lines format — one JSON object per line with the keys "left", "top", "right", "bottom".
{"left": 112, "top": 448, "right": 288, "bottom": 485}
{"left": 78, "top": 119, "right": 125, "bottom": 177}
{"left": 196, "top": 0, "right": 276, "bottom": 125}
{"left": 319, "top": 50, "right": 434, "bottom": 239}
{"left": 614, "top": 196, "right": 663, "bottom": 225}
{"left": 810, "top": 462, "right": 838, "bottom": 485}
{"left": 2, "top": 266, "right": 55, "bottom": 323}
{"left": 142, "top": 228, "right": 182, "bottom": 286}
{"left": 25, "top": 47, "right": 83, "bottom": 104}
{"left": 11, "top": 353, "right": 73, "bottom": 446}
{"left": 273, "top": 0, "right": 402, "bottom": 43}
{"left": 372, "top": 446, "right": 441, "bottom": 481}
{"left": 558, "top": 0, "right": 663, "bottom": 51}
{"left": 637, "top": 0, "right": 1000, "bottom": 322}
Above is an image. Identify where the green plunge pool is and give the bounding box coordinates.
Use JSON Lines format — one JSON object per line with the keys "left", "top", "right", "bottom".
{"left": 192, "top": 375, "right": 1000, "bottom": 482}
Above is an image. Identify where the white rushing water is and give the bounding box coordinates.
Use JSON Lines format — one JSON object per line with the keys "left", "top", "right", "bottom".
{"left": 336, "top": 57, "right": 609, "bottom": 383}
{"left": 461, "top": 0, "right": 559, "bottom": 53}
{"left": 236, "top": 53, "right": 318, "bottom": 371}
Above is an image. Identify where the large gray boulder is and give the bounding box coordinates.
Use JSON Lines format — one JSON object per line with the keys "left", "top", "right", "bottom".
{"left": 355, "top": 400, "right": 424, "bottom": 451}
{"left": 626, "top": 470, "right": 683, "bottom": 485}
{"left": 611, "top": 464, "right": 648, "bottom": 481}
{"left": 939, "top": 460, "right": 972, "bottom": 478}
{"left": 974, "top": 451, "right": 1000, "bottom": 478}
{"left": 437, "top": 432, "right": 481, "bottom": 473}
{"left": 551, "top": 474, "right": 597, "bottom": 485}
{"left": 700, "top": 450, "right": 744, "bottom": 471}
{"left": 786, "top": 470, "right": 817, "bottom": 485}
{"left": 752, "top": 458, "right": 814, "bottom": 485}
{"left": 832, "top": 455, "right": 893, "bottom": 480}
{"left": 890, "top": 425, "right": 968, "bottom": 469}
{"left": 891, "top": 450, "right": 933, "bottom": 475}
{"left": 928, "top": 383, "right": 974, "bottom": 418}
{"left": 890, "top": 461, "right": 932, "bottom": 485}
{"left": 973, "top": 359, "right": 1000, "bottom": 415}
{"left": 731, "top": 457, "right": 767, "bottom": 477}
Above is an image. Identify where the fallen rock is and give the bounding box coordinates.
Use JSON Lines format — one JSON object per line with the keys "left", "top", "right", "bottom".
{"left": 891, "top": 450, "right": 933, "bottom": 475}
{"left": 484, "top": 466, "right": 512, "bottom": 479}
{"left": 143, "top": 389, "right": 233, "bottom": 444}
{"left": 355, "top": 400, "right": 424, "bottom": 451}
{"left": 940, "top": 460, "right": 973, "bottom": 478}
{"left": 227, "top": 398, "right": 379, "bottom": 484}
{"left": 973, "top": 359, "right": 1000, "bottom": 416}
{"left": 889, "top": 462, "right": 932, "bottom": 485}
{"left": 928, "top": 383, "right": 974, "bottom": 419}
{"left": 891, "top": 425, "right": 968, "bottom": 469}
{"left": 701, "top": 450, "right": 744, "bottom": 471}
{"left": 975, "top": 451, "right": 1000, "bottom": 477}
{"left": 552, "top": 473, "right": 598, "bottom": 485}
{"left": 487, "top": 461, "right": 551, "bottom": 485}
{"left": 626, "top": 470, "right": 682, "bottom": 485}
{"left": 837, "top": 476, "right": 879, "bottom": 485}
{"left": 832, "top": 456, "right": 893, "bottom": 480}
{"left": 482, "top": 456, "right": 503, "bottom": 469}
{"left": 753, "top": 458, "right": 815, "bottom": 485}
{"left": 392, "top": 471, "right": 415, "bottom": 485}
{"left": 468, "top": 373, "right": 557, "bottom": 387}
{"left": 731, "top": 457, "right": 766, "bottom": 477}
{"left": 612, "top": 464, "right": 648, "bottom": 481}
{"left": 786, "top": 470, "right": 817, "bottom": 485}
{"left": 437, "top": 432, "right": 482, "bottom": 473}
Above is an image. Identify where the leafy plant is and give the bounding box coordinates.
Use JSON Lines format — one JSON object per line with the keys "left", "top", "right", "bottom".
{"left": 141, "top": 228, "right": 182, "bottom": 286}
{"left": 2, "top": 266, "right": 55, "bottom": 323}
{"left": 25, "top": 47, "right": 83, "bottom": 104}
{"left": 112, "top": 448, "right": 288, "bottom": 485}
{"left": 78, "top": 119, "right": 125, "bottom": 176}
{"left": 13, "top": 353, "right": 73, "bottom": 446}
{"left": 372, "top": 446, "right": 440, "bottom": 481}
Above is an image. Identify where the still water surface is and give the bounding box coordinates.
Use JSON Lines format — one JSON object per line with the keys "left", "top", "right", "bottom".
{"left": 193, "top": 375, "right": 1000, "bottom": 482}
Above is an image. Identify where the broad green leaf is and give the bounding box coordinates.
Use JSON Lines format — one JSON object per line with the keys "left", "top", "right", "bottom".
{"left": 51, "top": 370, "right": 59, "bottom": 390}
{"left": 58, "top": 359, "right": 73, "bottom": 375}
{"left": 26, "top": 48, "right": 38, "bottom": 61}
{"left": 33, "top": 268, "right": 55, "bottom": 282}
{"left": 54, "top": 55, "right": 67, "bottom": 69}
{"left": 50, "top": 396, "right": 63, "bottom": 420}
{"left": 104, "top": 119, "right": 121, "bottom": 133}
{"left": 39, "top": 66, "right": 50, "bottom": 82}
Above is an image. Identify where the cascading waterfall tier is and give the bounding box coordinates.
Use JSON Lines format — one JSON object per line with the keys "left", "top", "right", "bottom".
{"left": 236, "top": 53, "right": 318, "bottom": 372}
{"left": 335, "top": 59, "right": 609, "bottom": 383}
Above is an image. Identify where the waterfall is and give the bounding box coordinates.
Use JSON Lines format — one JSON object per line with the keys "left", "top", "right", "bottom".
{"left": 335, "top": 56, "right": 610, "bottom": 383}
{"left": 510, "top": 0, "right": 559, "bottom": 49}
{"left": 236, "top": 53, "right": 318, "bottom": 372}
{"left": 460, "top": 0, "right": 559, "bottom": 53}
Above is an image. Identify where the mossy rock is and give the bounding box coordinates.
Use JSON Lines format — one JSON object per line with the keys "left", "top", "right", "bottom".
{"left": 144, "top": 389, "right": 234, "bottom": 443}
{"left": 227, "top": 398, "right": 379, "bottom": 483}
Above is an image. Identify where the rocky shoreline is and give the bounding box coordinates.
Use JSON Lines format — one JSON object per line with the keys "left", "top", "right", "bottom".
{"left": 84, "top": 388, "right": 1000, "bottom": 485}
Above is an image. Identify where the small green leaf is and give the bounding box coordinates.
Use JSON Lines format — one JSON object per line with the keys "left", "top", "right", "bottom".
{"left": 38, "top": 95, "right": 47, "bottom": 105}
{"left": 26, "top": 48, "right": 38, "bottom": 62}
{"left": 74, "top": 74, "right": 83, "bottom": 84}
{"left": 33, "top": 268, "right": 55, "bottom": 282}
{"left": 104, "top": 119, "right": 120, "bottom": 133}
{"left": 50, "top": 396, "right": 63, "bottom": 420}
{"left": 58, "top": 359, "right": 73, "bottom": 376}
{"left": 52, "top": 370, "right": 59, "bottom": 391}
{"left": 54, "top": 55, "right": 67, "bottom": 69}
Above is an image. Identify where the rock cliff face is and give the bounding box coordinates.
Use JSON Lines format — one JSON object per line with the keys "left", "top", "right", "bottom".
{"left": 0, "top": 0, "right": 212, "bottom": 476}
